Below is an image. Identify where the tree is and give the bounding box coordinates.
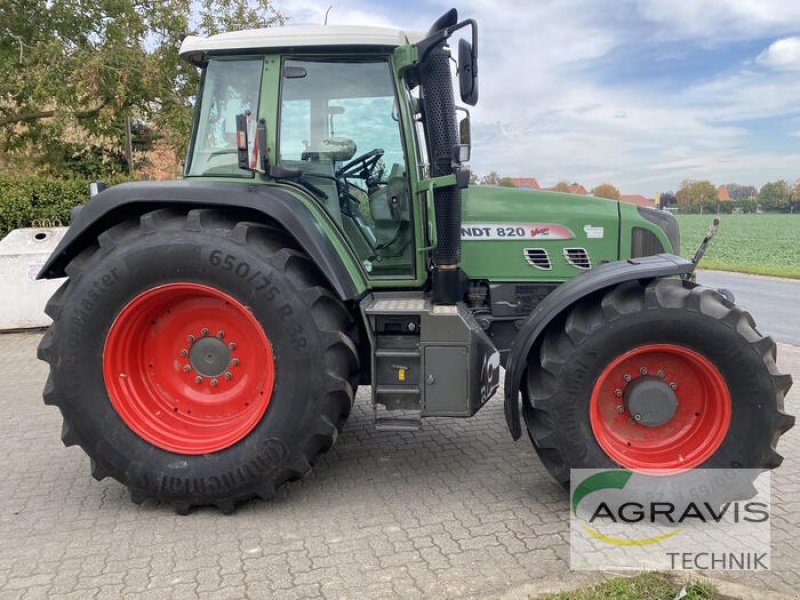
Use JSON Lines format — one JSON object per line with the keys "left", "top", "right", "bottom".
{"left": 0, "top": 0, "right": 285, "bottom": 176}
{"left": 659, "top": 191, "right": 677, "bottom": 208}
{"left": 790, "top": 179, "right": 800, "bottom": 212}
{"left": 758, "top": 180, "right": 791, "bottom": 211}
{"left": 481, "top": 171, "right": 500, "bottom": 185}
{"left": 591, "top": 183, "right": 620, "bottom": 200}
{"left": 676, "top": 180, "right": 717, "bottom": 213}
{"left": 498, "top": 177, "right": 516, "bottom": 187}
{"left": 723, "top": 183, "right": 757, "bottom": 201}
{"left": 552, "top": 181, "right": 571, "bottom": 193}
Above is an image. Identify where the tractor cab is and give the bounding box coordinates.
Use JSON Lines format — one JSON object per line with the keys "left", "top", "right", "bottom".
{"left": 181, "top": 13, "right": 477, "bottom": 289}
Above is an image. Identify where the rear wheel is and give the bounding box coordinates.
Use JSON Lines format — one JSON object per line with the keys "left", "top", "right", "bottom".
{"left": 38, "top": 208, "right": 359, "bottom": 513}
{"left": 524, "top": 278, "right": 794, "bottom": 485}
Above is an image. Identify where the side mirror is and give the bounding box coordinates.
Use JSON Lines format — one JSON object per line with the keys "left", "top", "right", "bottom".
{"left": 459, "top": 115, "right": 471, "bottom": 146}
{"left": 458, "top": 38, "right": 478, "bottom": 106}
{"left": 453, "top": 111, "right": 471, "bottom": 165}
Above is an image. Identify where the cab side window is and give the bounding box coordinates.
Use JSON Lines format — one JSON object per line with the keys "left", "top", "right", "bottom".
{"left": 278, "top": 58, "right": 414, "bottom": 278}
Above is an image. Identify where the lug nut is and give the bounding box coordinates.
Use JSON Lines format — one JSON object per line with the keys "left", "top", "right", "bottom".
{"left": 229, "top": 342, "right": 237, "bottom": 351}
{"left": 211, "top": 378, "right": 218, "bottom": 387}
{"left": 616, "top": 405, "right": 625, "bottom": 413}
{"left": 217, "top": 330, "right": 225, "bottom": 339}
{"left": 180, "top": 349, "right": 188, "bottom": 357}
{"left": 657, "top": 369, "right": 665, "bottom": 378}
{"left": 195, "top": 376, "right": 203, "bottom": 384}
{"left": 614, "top": 388, "right": 623, "bottom": 397}
{"left": 640, "top": 367, "right": 648, "bottom": 375}
{"left": 634, "top": 414, "right": 642, "bottom": 422}
{"left": 224, "top": 372, "right": 232, "bottom": 380}
{"left": 623, "top": 374, "right": 631, "bottom": 383}
{"left": 231, "top": 358, "right": 240, "bottom": 367}
{"left": 670, "top": 382, "right": 678, "bottom": 390}
{"left": 187, "top": 335, "right": 194, "bottom": 343}
{"left": 183, "top": 365, "right": 191, "bottom": 373}
{"left": 201, "top": 328, "right": 209, "bottom": 337}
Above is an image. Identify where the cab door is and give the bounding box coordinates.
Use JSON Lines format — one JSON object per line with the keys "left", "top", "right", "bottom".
{"left": 277, "top": 56, "right": 416, "bottom": 280}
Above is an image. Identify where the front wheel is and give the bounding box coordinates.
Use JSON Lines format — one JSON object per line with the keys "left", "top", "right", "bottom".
{"left": 38, "top": 209, "right": 359, "bottom": 513}
{"left": 524, "top": 278, "right": 793, "bottom": 484}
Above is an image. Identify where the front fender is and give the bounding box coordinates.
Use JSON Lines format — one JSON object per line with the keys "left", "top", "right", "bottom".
{"left": 503, "top": 254, "right": 694, "bottom": 440}
{"left": 37, "top": 180, "right": 366, "bottom": 301}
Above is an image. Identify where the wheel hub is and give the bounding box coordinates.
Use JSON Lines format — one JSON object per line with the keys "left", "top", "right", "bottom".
{"left": 624, "top": 376, "right": 678, "bottom": 427}
{"left": 589, "top": 343, "right": 731, "bottom": 473}
{"left": 188, "top": 336, "right": 232, "bottom": 377}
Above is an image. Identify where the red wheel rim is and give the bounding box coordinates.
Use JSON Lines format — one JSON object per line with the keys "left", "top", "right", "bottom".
{"left": 590, "top": 344, "right": 731, "bottom": 473}
{"left": 103, "top": 283, "right": 274, "bottom": 455}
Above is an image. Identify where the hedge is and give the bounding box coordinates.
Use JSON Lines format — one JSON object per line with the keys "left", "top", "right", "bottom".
{"left": 0, "top": 175, "right": 135, "bottom": 237}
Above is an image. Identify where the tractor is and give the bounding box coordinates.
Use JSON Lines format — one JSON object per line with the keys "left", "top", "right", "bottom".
{"left": 37, "top": 8, "right": 793, "bottom": 513}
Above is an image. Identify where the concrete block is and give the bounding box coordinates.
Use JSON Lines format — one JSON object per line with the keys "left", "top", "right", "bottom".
{"left": 0, "top": 227, "right": 67, "bottom": 330}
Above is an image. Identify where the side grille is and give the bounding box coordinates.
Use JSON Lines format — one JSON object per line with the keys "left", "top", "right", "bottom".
{"left": 631, "top": 226, "right": 665, "bottom": 257}
{"left": 524, "top": 248, "right": 551, "bottom": 270}
{"left": 563, "top": 247, "right": 592, "bottom": 270}
{"left": 513, "top": 284, "right": 557, "bottom": 313}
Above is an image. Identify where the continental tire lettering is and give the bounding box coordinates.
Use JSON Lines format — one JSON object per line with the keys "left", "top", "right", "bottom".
{"left": 158, "top": 439, "right": 289, "bottom": 495}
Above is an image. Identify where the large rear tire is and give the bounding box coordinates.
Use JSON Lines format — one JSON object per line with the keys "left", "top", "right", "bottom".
{"left": 524, "top": 278, "right": 794, "bottom": 485}
{"left": 38, "top": 208, "right": 359, "bottom": 513}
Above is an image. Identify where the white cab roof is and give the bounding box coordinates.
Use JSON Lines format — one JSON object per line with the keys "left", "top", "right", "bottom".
{"left": 179, "top": 25, "right": 425, "bottom": 63}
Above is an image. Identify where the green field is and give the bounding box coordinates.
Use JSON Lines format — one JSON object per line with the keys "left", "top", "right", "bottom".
{"left": 675, "top": 214, "right": 800, "bottom": 279}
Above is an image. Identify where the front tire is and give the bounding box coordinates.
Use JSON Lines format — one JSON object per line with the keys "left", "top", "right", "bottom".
{"left": 524, "top": 277, "right": 794, "bottom": 485}
{"left": 38, "top": 208, "right": 359, "bottom": 513}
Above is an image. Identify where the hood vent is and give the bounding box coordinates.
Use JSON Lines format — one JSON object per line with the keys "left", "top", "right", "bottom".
{"left": 564, "top": 247, "right": 592, "bottom": 270}
{"left": 524, "top": 248, "right": 552, "bottom": 270}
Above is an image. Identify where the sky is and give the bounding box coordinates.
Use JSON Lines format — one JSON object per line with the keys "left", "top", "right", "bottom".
{"left": 273, "top": 0, "right": 800, "bottom": 195}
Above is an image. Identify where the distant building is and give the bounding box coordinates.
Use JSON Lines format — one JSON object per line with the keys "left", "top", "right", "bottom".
{"left": 568, "top": 183, "right": 588, "bottom": 195}
{"left": 717, "top": 187, "right": 730, "bottom": 202}
{"left": 508, "top": 177, "right": 540, "bottom": 189}
{"left": 619, "top": 194, "right": 655, "bottom": 208}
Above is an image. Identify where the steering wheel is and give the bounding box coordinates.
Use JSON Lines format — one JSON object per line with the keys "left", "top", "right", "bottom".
{"left": 335, "top": 148, "right": 384, "bottom": 180}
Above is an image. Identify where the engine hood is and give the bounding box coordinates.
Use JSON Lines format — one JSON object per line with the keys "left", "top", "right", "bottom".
{"left": 459, "top": 186, "right": 620, "bottom": 282}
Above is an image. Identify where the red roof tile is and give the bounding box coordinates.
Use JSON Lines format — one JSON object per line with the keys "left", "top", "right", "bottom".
{"left": 619, "top": 194, "right": 655, "bottom": 207}
{"left": 509, "top": 177, "right": 540, "bottom": 189}
{"left": 568, "top": 183, "right": 588, "bottom": 195}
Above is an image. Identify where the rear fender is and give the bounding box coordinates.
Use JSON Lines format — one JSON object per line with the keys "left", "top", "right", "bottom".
{"left": 37, "top": 180, "right": 365, "bottom": 301}
{"left": 503, "top": 254, "right": 694, "bottom": 440}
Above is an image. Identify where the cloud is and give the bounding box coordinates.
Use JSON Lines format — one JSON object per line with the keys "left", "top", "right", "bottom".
{"left": 274, "top": 0, "right": 800, "bottom": 194}
{"left": 635, "top": 0, "right": 800, "bottom": 43}
{"left": 277, "top": 0, "right": 400, "bottom": 28}
{"left": 757, "top": 37, "right": 800, "bottom": 71}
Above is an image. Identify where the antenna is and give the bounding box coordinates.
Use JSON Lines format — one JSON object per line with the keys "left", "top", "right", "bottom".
{"left": 324, "top": 5, "right": 333, "bottom": 25}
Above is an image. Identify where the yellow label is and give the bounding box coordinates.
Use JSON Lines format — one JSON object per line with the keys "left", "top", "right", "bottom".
{"left": 398, "top": 368, "right": 406, "bottom": 381}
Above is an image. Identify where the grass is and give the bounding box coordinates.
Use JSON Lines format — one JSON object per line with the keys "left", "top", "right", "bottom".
{"left": 538, "top": 572, "right": 718, "bottom": 600}
{"left": 675, "top": 214, "right": 800, "bottom": 279}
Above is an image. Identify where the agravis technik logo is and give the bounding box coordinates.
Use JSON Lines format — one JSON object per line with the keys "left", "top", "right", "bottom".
{"left": 569, "top": 469, "right": 771, "bottom": 570}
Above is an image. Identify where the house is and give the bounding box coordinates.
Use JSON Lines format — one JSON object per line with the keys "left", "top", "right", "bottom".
{"left": 508, "top": 177, "right": 540, "bottom": 189}
{"left": 568, "top": 183, "right": 588, "bottom": 195}
{"left": 717, "top": 187, "right": 730, "bottom": 202}
{"left": 619, "top": 194, "right": 655, "bottom": 208}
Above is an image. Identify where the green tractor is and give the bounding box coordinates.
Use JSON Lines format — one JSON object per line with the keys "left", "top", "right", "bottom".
{"left": 38, "top": 9, "right": 793, "bottom": 513}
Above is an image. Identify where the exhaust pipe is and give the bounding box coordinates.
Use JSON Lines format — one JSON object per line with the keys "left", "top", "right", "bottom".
{"left": 418, "top": 45, "right": 462, "bottom": 304}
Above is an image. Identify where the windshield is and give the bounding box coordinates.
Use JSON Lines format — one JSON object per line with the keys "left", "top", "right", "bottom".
{"left": 186, "top": 58, "right": 263, "bottom": 177}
